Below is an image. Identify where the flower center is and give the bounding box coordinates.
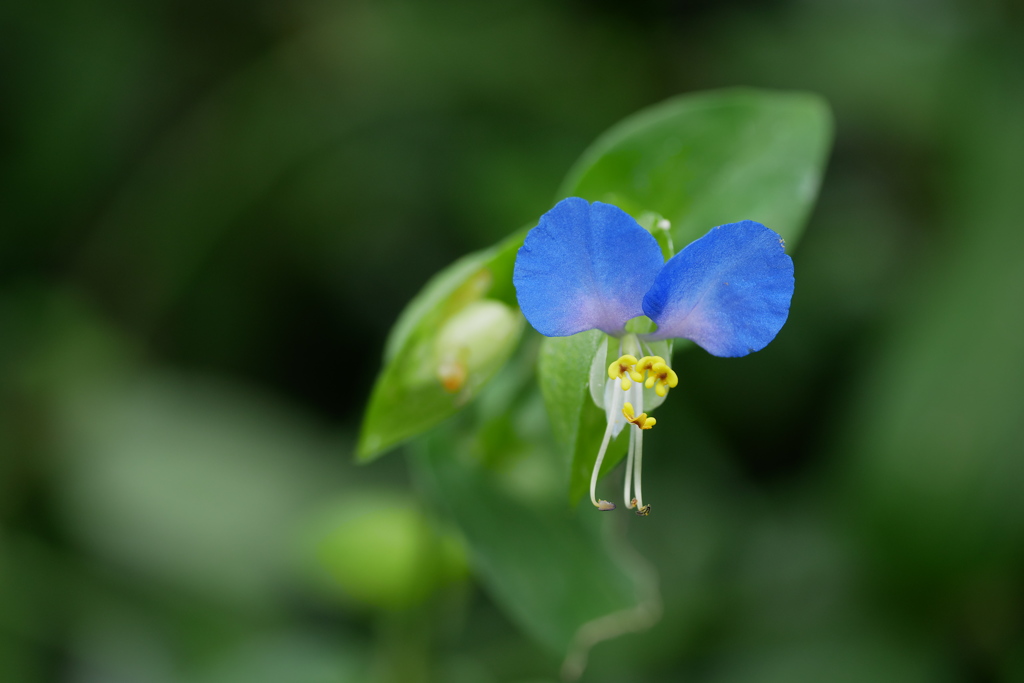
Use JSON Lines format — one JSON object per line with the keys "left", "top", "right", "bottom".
{"left": 590, "top": 349, "right": 676, "bottom": 516}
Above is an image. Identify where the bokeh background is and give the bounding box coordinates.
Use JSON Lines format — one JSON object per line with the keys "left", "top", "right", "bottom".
{"left": 3, "top": 0, "right": 1024, "bottom": 681}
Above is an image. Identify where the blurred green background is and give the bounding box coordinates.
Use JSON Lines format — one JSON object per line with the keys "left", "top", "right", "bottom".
{"left": 3, "top": 0, "right": 1024, "bottom": 681}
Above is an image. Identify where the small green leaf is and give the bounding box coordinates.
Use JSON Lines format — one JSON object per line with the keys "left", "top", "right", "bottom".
{"left": 540, "top": 332, "right": 627, "bottom": 504}
{"left": 537, "top": 329, "right": 604, "bottom": 453}
{"left": 357, "top": 232, "right": 525, "bottom": 462}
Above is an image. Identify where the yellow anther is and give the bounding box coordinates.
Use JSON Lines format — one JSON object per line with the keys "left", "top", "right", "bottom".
{"left": 635, "top": 504, "right": 652, "bottom": 516}
{"left": 608, "top": 354, "right": 639, "bottom": 390}
{"left": 607, "top": 354, "right": 638, "bottom": 379}
{"left": 644, "top": 361, "right": 678, "bottom": 398}
{"left": 635, "top": 355, "right": 665, "bottom": 378}
{"left": 622, "top": 402, "right": 656, "bottom": 430}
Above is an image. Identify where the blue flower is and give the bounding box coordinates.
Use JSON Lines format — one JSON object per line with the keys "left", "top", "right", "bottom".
{"left": 513, "top": 197, "right": 794, "bottom": 514}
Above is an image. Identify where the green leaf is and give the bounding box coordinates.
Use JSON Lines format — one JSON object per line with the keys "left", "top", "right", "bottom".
{"left": 412, "top": 426, "right": 656, "bottom": 660}
{"left": 357, "top": 231, "right": 525, "bottom": 462}
{"left": 560, "top": 87, "right": 833, "bottom": 248}
{"left": 546, "top": 88, "right": 832, "bottom": 502}
{"left": 537, "top": 330, "right": 604, "bottom": 453}
{"left": 540, "top": 332, "right": 624, "bottom": 505}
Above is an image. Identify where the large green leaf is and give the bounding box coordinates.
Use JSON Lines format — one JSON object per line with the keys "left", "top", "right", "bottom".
{"left": 357, "top": 231, "right": 525, "bottom": 461}
{"left": 560, "top": 87, "right": 833, "bottom": 248}
{"left": 412, "top": 425, "right": 657, "bottom": 664}
{"left": 546, "top": 88, "right": 832, "bottom": 503}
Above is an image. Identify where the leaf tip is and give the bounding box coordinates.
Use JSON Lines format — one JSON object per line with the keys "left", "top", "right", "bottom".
{"left": 354, "top": 430, "right": 387, "bottom": 464}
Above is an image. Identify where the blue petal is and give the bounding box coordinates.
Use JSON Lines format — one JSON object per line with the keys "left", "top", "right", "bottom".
{"left": 513, "top": 198, "right": 664, "bottom": 337}
{"left": 642, "top": 220, "right": 794, "bottom": 357}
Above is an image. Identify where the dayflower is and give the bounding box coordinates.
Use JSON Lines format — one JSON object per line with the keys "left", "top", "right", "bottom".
{"left": 513, "top": 197, "right": 794, "bottom": 515}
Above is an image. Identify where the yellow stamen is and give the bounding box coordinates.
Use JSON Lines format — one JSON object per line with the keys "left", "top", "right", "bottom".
{"left": 635, "top": 355, "right": 665, "bottom": 378}
{"left": 622, "top": 402, "right": 656, "bottom": 430}
{"left": 645, "top": 361, "right": 678, "bottom": 398}
{"left": 608, "top": 354, "right": 640, "bottom": 390}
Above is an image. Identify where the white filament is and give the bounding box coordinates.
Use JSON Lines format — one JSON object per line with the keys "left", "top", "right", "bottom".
{"left": 589, "top": 377, "right": 627, "bottom": 507}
